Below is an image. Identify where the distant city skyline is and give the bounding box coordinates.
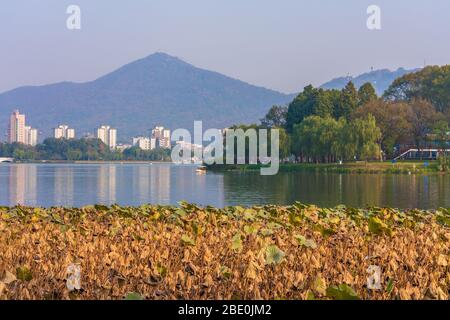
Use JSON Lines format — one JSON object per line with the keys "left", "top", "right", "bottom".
{"left": 4, "top": 109, "right": 176, "bottom": 151}
{"left": 1, "top": 0, "right": 449, "bottom": 94}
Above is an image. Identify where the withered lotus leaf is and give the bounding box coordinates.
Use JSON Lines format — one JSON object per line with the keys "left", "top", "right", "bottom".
{"left": 0, "top": 204, "right": 448, "bottom": 300}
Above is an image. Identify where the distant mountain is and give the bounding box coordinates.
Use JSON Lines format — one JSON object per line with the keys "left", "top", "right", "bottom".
{"left": 0, "top": 53, "right": 295, "bottom": 140}
{"left": 320, "top": 67, "right": 420, "bottom": 96}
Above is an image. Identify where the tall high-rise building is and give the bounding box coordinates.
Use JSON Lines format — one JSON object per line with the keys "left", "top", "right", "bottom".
{"left": 54, "top": 125, "right": 75, "bottom": 139}
{"left": 108, "top": 129, "right": 117, "bottom": 149}
{"left": 161, "top": 129, "right": 171, "bottom": 149}
{"left": 24, "top": 126, "right": 38, "bottom": 146}
{"left": 151, "top": 126, "right": 171, "bottom": 149}
{"left": 96, "top": 125, "right": 117, "bottom": 149}
{"left": 163, "top": 129, "right": 171, "bottom": 139}
{"left": 8, "top": 110, "right": 26, "bottom": 144}
{"left": 8, "top": 110, "right": 38, "bottom": 145}
{"left": 151, "top": 126, "right": 165, "bottom": 139}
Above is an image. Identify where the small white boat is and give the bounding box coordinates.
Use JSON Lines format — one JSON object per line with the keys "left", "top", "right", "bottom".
{"left": 196, "top": 166, "right": 207, "bottom": 174}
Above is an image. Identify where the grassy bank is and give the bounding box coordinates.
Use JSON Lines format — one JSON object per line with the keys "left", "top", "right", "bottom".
{"left": 0, "top": 203, "right": 448, "bottom": 300}
{"left": 208, "top": 161, "right": 446, "bottom": 174}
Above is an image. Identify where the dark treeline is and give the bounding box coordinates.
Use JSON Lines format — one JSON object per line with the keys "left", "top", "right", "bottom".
{"left": 0, "top": 138, "right": 171, "bottom": 161}
{"left": 254, "top": 65, "right": 450, "bottom": 163}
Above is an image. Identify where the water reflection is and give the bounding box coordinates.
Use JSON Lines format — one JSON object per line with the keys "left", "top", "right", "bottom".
{"left": 132, "top": 164, "right": 170, "bottom": 204}
{"left": 54, "top": 166, "right": 74, "bottom": 206}
{"left": 222, "top": 172, "right": 450, "bottom": 209}
{"left": 8, "top": 165, "right": 36, "bottom": 206}
{"left": 0, "top": 163, "right": 449, "bottom": 209}
{"left": 98, "top": 165, "right": 116, "bottom": 204}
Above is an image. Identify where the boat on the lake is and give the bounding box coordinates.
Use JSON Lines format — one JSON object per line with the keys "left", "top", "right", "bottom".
{"left": 196, "top": 166, "right": 207, "bottom": 173}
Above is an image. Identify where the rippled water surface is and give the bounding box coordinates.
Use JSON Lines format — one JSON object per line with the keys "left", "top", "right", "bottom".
{"left": 0, "top": 163, "right": 449, "bottom": 209}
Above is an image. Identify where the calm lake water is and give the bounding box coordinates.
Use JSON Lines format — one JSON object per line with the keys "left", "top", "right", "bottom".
{"left": 0, "top": 163, "right": 449, "bottom": 209}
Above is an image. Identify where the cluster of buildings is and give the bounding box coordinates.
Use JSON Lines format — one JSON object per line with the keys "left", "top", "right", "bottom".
{"left": 131, "top": 126, "right": 171, "bottom": 151}
{"left": 54, "top": 125, "right": 75, "bottom": 140}
{"left": 8, "top": 110, "right": 38, "bottom": 146}
{"left": 96, "top": 125, "right": 117, "bottom": 149}
{"left": 6, "top": 110, "right": 172, "bottom": 151}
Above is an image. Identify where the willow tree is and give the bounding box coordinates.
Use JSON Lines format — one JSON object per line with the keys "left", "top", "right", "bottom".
{"left": 351, "top": 114, "right": 382, "bottom": 161}
{"left": 292, "top": 116, "right": 340, "bottom": 163}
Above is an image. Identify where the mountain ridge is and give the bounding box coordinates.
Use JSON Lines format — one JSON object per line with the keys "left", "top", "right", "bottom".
{"left": 320, "top": 67, "right": 420, "bottom": 95}
{"left": 0, "top": 53, "right": 295, "bottom": 140}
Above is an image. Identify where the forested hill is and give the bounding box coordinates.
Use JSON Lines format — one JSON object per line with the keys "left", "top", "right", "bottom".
{"left": 0, "top": 53, "right": 294, "bottom": 139}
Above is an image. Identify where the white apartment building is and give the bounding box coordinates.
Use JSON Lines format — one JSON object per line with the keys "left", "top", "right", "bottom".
{"left": 161, "top": 129, "right": 171, "bottom": 149}
{"left": 132, "top": 136, "right": 145, "bottom": 146}
{"left": 151, "top": 126, "right": 171, "bottom": 149}
{"left": 163, "top": 129, "right": 171, "bottom": 139}
{"left": 8, "top": 110, "right": 38, "bottom": 146}
{"left": 25, "top": 126, "right": 38, "bottom": 146}
{"left": 159, "top": 137, "right": 171, "bottom": 149}
{"left": 132, "top": 136, "right": 156, "bottom": 151}
{"left": 8, "top": 110, "right": 26, "bottom": 144}
{"left": 97, "top": 125, "right": 117, "bottom": 149}
{"left": 151, "top": 126, "right": 165, "bottom": 139}
{"left": 54, "top": 125, "right": 75, "bottom": 139}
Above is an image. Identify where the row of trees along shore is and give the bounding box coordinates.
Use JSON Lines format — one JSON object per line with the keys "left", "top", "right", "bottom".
{"left": 254, "top": 65, "right": 450, "bottom": 163}
{"left": 0, "top": 138, "right": 171, "bottom": 161}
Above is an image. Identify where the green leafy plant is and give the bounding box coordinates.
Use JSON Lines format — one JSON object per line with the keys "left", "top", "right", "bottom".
{"left": 294, "top": 234, "right": 317, "bottom": 249}
{"left": 265, "top": 245, "right": 285, "bottom": 265}
{"left": 124, "top": 292, "right": 144, "bottom": 300}
{"left": 326, "top": 284, "right": 360, "bottom": 300}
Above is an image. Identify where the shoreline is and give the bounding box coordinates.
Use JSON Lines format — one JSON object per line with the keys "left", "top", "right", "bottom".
{"left": 2, "top": 160, "right": 449, "bottom": 175}
{"left": 207, "top": 161, "right": 449, "bottom": 174}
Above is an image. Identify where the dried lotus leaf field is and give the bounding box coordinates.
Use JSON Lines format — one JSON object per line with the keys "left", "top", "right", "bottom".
{"left": 0, "top": 203, "right": 449, "bottom": 300}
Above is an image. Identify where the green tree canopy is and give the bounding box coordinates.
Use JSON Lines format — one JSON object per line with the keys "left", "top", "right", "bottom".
{"left": 432, "top": 120, "right": 450, "bottom": 152}
{"left": 336, "top": 81, "right": 359, "bottom": 120}
{"left": 292, "top": 115, "right": 381, "bottom": 163}
{"left": 260, "top": 105, "right": 288, "bottom": 128}
{"left": 384, "top": 65, "right": 450, "bottom": 114}
{"left": 358, "top": 82, "right": 378, "bottom": 106}
{"left": 292, "top": 116, "right": 340, "bottom": 163}
{"left": 286, "top": 85, "right": 338, "bottom": 131}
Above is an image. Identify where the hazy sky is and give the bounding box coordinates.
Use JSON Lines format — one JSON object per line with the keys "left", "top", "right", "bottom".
{"left": 1, "top": 0, "right": 449, "bottom": 94}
